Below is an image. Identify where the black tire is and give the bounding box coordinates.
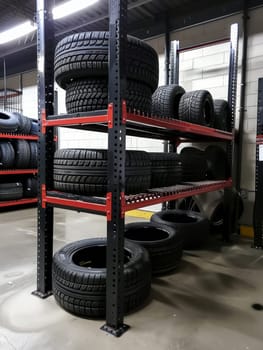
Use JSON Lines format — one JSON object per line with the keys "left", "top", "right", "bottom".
{"left": 205, "top": 145, "right": 230, "bottom": 180}
{"left": 149, "top": 152, "right": 182, "bottom": 188}
{"left": 23, "top": 177, "right": 38, "bottom": 198}
{"left": 0, "top": 112, "right": 19, "bottom": 133}
{"left": 52, "top": 238, "right": 151, "bottom": 318}
{"left": 151, "top": 85, "right": 185, "bottom": 118}
{"left": 179, "top": 147, "right": 208, "bottom": 181}
{"left": 151, "top": 209, "right": 210, "bottom": 249}
{"left": 53, "top": 149, "right": 151, "bottom": 195}
{"left": 30, "top": 121, "right": 39, "bottom": 135}
{"left": 54, "top": 32, "right": 159, "bottom": 91}
{"left": 0, "top": 142, "right": 15, "bottom": 169}
{"left": 178, "top": 90, "right": 215, "bottom": 127}
{"left": 65, "top": 78, "right": 152, "bottom": 114}
{"left": 0, "top": 182, "right": 23, "bottom": 200}
{"left": 13, "top": 140, "right": 31, "bottom": 169}
{"left": 124, "top": 222, "right": 183, "bottom": 275}
{"left": 29, "top": 142, "right": 38, "bottom": 168}
{"left": 214, "top": 99, "right": 232, "bottom": 131}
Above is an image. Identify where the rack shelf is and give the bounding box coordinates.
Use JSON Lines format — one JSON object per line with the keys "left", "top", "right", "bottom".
{"left": 0, "top": 169, "right": 38, "bottom": 175}
{"left": 0, "top": 198, "right": 37, "bottom": 208}
{"left": 0, "top": 133, "right": 38, "bottom": 140}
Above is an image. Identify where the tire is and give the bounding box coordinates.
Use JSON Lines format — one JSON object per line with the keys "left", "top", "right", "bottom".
{"left": 151, "top": 85, "right": 185, "bottom": 118}
{"left": 13, "top": 140, "right": 31, "bottom": 169}
{"left": 214, "top": 99, "right": 232, "bottom": 131}
{"left": 54, "top": 32, "right": 159, "bottom": 91}
{"left": 29, "top": 142, "right": 38, "bottom": 168}
{"left": 30, "top": 121, "right": 39, "bottom": 135}
{"left": 52, "top": 238, "right": 151, "bottom": 318}
{"left": 178, "top": 90, "right": 215, "bottom": 127}
{"left": 65, "top": 78, "right": 152, "bottom": 114}
{"left": 151, "top": 209, "right": 210, "bottom": 249}
{"left": 0, "top": 112, "right": 19, "bottom": 133}
{"left": 205, "top": 145, "right": 230, "bottom": 180}
{"left": 23, "top": 177, "right": 38, "bottom": 198}
{"left": 179, "top": 147, "right": 208, "bottom": 181}
{"left": 124, "top": 222, "right": 183, "bottom": 275}
{"left": 0, "top": 182, "right": 23, "bottom": 200}
{"left": 149, "top": 152, "right": 182, "bottom": 188}
{"left": 0, "top": 142, "right": 15, "bottom": 169}
{"left": 53, "top": 149, "right": 151, "bottom": 195}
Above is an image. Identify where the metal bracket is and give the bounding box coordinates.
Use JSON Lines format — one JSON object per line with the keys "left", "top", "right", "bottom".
{"left": 100, "top": 323, "right": 129, "bottom": 337}
{"left": 32, "top": 290, "right": 53, "bottom": 299}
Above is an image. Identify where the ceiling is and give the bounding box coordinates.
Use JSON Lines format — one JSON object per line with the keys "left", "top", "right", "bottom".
{"left": 0, "top": 0, "right": 263, "bottom": 77}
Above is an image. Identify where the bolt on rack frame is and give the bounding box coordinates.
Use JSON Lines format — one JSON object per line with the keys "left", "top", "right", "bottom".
{"left": 34, "top": 0, "right": 238, "bottom": 337}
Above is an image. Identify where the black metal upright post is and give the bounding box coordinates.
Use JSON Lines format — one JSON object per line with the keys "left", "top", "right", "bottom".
{"left": 223, "top": 23, "right": 239, "bottom": 240}
{"left": 33, "top": 0, "right": 55, "bottom": 298}
{"left": 253, "top": 78, "right": 263, "bottom": 248}
{"left": 101, "top": 0, "right": 129, "bottom": 337}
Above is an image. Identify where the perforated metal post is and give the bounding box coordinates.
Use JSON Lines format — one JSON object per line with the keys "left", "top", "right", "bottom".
{"left": 253, "top": 78, "right": 263, "bottom": 248}
{"left": 32, "top": 0, "right": 55, "bottom": 298}
{"left": 101, "top": 0, "right": 129, "bottom": 337}
{"left": 169, "top": 40, "right": 180, "bottom": 85}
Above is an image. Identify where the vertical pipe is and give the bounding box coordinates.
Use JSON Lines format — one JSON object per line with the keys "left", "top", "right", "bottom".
{"left": 163, "top": 25, "right": 170, "bottom": 153}
{"left": 3, "top": 59, "right": 7, "bottom": 110}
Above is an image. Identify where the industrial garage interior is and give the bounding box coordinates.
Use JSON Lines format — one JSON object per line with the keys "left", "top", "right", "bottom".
{"left": 0, "top": 0, "right": 263, "bottom": 349}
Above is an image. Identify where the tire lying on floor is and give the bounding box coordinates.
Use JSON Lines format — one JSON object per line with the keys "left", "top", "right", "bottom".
{"left": 52, "top": 238, "right": 151, "bottom": 318}
{"left": 125, "top": 222, "right": 183, "bottom": 275}
{"left": 151, "top": 209, "right": 210, "bottom": 250}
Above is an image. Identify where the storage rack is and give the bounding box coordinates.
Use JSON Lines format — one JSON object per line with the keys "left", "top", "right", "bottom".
{"left": 253, "top": 78, "right": 263, "bottom": 248}
{"left": 34, "top": 0, "right": 238, "bottom": 337}
{"left": 0, "top": 133, "right": 38, "bottom": 208}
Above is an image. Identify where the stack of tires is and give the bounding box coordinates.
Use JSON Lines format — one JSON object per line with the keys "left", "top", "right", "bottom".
{"left": 152, "top": 85, "right": 232, "bottom": 131}
{"left": 54, "top": 32, "right": 159, "bottom": 114}
{"left": 0, "top": 111, "right": 38, "bottom": 135}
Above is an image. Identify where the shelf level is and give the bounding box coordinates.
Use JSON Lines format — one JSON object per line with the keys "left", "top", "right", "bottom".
{"left": 0, "top": 198, "right": 37, "bottom": 208}
{"left": 0, "top": 169, "right": 38, "bottom": 175}
{"left": 43, "top": 180, "right": 232, "bottom": 216}
{"left": 256, "top": 135, "right": 263, "bottom": 144}
{"left": 0, "top": 133, "right": 38, "bottom": 140}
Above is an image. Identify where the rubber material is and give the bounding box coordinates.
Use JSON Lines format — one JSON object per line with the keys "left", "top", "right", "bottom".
{"left": 151, "top": 209, "right": 210, "bottom": 249}
{"left": 0, "top": 112, "right": 19, "bottom": 133}
{"left": 151, "top": 85, "right": 185, "bottom": 118}
{"left": 30, "top": 121, "right": 39, "bottom": 135}
{"left": 149, "top": 152, "right": 182, "bottom": 188}
{"left": 179, "top": 147, "right": 208, "bottom": 181}
{"left": 0, "top": 182, "right": 23, "bottom": 200}
{"left": 0, "top": 142, "right": 15, "bottom": 169}
{"left": 13, "top": 140, "right": 31, "bottom": 169}
{"left": 125, "top": 222, "right": 183, "bottom": 275}
{"left": 24, "top": 177, "right": 38, "bottom": 198}
{"left": 178, "top": 90, "right": 215, "bottom": 127}
{"left": 205, "top": 145, "right": 230, "bottom": 180}
{"left": 52, "top": 238, "right": 151, "bottom": 318}
{"left": 214, "top": 99, "right": 232, "bottom": 131}
{"left": 53, "top": 149, "right": 151, "bottom": 195}
{"left": 29, "top": 142, "right": 38, "bottom": 169}
{"left": 65, "top": 78, "right": 152, "bottom": 114}
{"left": 54, "top": 32, "right": 159, "bottom": 91}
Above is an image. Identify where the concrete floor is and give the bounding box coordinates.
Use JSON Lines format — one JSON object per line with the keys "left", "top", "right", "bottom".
{"left": 0, "top": 208, "right": 263, "bottom": 350}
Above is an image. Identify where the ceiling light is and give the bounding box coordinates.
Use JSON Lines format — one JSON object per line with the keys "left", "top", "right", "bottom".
{"left": 53, "top": 0, "right": 99, "bottom": 20}
{"left": 0, "top": 21, "right": 36, "bottom": 45}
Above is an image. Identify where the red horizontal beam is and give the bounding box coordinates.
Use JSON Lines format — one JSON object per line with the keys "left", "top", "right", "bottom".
{"left": 0, "top": 169, "right": 38, "bottom": 175}
{"left": 123, "top": 180, "right": 232, "bottom": 212}
{"left": 44, "top": 195, "right": 107, "bottom": 213}
{"left": 256, "top": 135, "right": 263, "bottom": 144}
{"left": 0, "top": 133, "right": 38, "bottom": 140}
{"left": 127, "top": 113, "right": 233, "bottom": 140}
{"left": 44, "top": 115, "right": 109, "bottom": 128}
{"left": 0, "top": 198, "right": 37, "bottom": 207}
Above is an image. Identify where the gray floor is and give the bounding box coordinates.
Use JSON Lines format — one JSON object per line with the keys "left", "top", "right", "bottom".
{"left": 0, "top": 207, "right": 263, "bottom": 350}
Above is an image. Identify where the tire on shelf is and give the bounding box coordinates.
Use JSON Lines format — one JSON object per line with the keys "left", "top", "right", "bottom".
{"left": 124, "top": 222, "right": 183, "bottom": 275}
{"left": 151, "top": 84, "right": 185, "bottom": 118}
{"left": 151, "top": 209, "right": 210, "bottom": 250}
{"left": 149, "top": 152, "right": 183, "bottom": 188}
{"left": 52, "top": 238, "right": 151, "bottom": 318}
{"left": 65, "top": 78, "right": 152, "bottom": 114}
{"left": 178, "top": 90, "right": 215, "bottom": 127}
{"left": 179, "top": 147, "right": 208, "bottom": 181}
{"left": 0, "top": 112, "right": 19, "bottom": 133}
{"left": 24, "top": 177, "right": 38, "bottom": 198}
{"left": 0, "top": 182, "right": 23, "bottom": 201}
{"left": 30, "top": 121, "right": 39, "bottom": 135}
{"left": 0, "top": 142, "right": 15, "bottom": 169}
{"left": 205, "top": 145, "right": 230, "bottom": 180}
{"left": 29, "top": 142, "right": 38, "bottom": 169}
{"left": 54, "top": 32, "right": 159, "bottom": 92}
{"left": 53, "top": 149, "right": 151, "bottom": 195}
{"left": 214, "top": 99, "right": 232, "bottom": 131}
{"left": 13, "top": 140, "right": 31, "bottom": 169}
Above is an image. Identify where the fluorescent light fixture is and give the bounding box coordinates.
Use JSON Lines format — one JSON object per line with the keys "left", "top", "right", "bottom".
{"left": 0, "top": 20, "right": 36, "bottom": 45}
{"left": 53, "top": 0, "right": 99, "bottom": 20}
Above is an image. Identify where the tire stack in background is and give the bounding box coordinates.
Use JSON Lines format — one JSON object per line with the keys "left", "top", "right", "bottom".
{"left": 0, "top": 111, "right": 38, "bottom": 202}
